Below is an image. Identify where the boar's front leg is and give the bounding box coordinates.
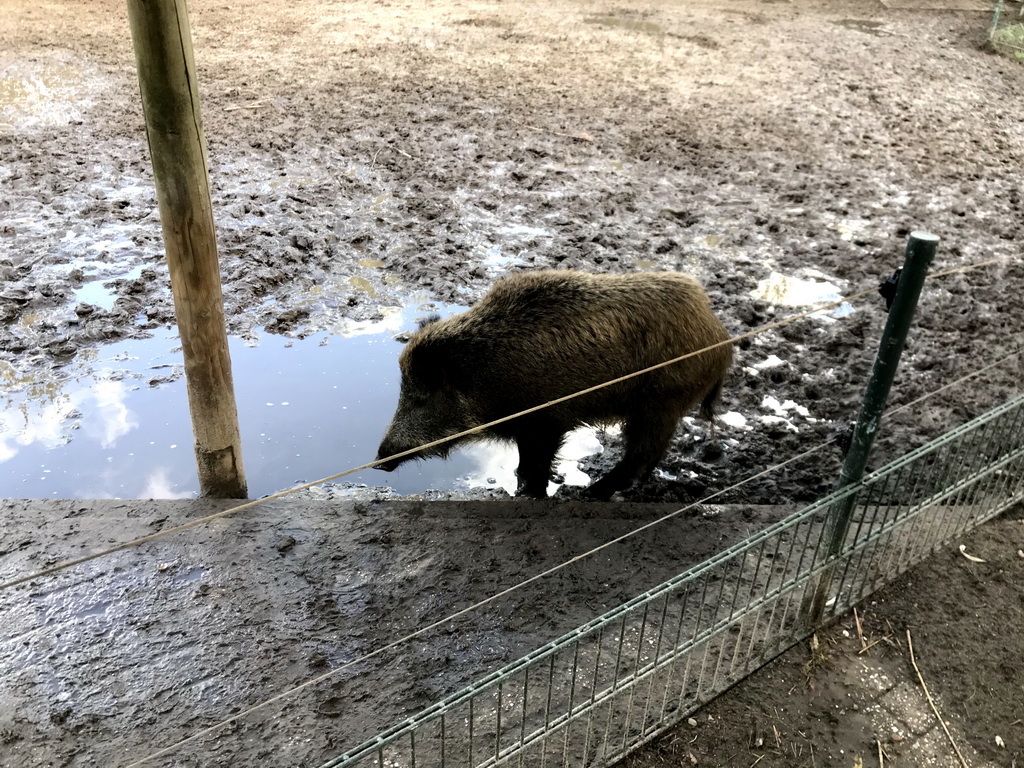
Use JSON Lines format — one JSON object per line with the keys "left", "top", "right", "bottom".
{"left": 513, "top": 422, "right": 565, "bottom": 499}
{"left": 587, "top": 410, "right": 680, "bottom": 501}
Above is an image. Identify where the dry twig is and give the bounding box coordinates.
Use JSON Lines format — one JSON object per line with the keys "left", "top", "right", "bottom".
{"left": 223, "top": 101, "right": 267, "bottom": 112}
{"left": 370, "top": 145, "right": 413, "bottom": 170}
{"left": 906, "top": 630, "right": 970, "bottom": 768}
{"left": 858, "top": 636, "right": 887, "bottom": 655}
{"left": 854, "top": 607, "right": 867, "bottom": 651}
{"left": 511, "top": 118, "right": 594, "bottom": 142}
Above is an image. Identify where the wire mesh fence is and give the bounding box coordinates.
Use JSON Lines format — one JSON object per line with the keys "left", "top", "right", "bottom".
{"left": 323, "top": 391, "right": 1024, "bottom": 768}
{"left": 990, "top": 0, "right": 1024, "bottom": 60}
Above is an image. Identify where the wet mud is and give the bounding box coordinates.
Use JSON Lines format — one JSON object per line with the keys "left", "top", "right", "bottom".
{"left": 1, "top": 0, "right": 1023, "bottom": 764}
{"left": 0, "top": 498, "right": 791, "bottom": 766}
{"left": 2, "top": 0, "right": 1022, "bottom": 506}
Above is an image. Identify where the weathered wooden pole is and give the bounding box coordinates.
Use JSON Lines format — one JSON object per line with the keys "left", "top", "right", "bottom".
{"left": 126, "top": 0, "right": 247, "bottom": 498}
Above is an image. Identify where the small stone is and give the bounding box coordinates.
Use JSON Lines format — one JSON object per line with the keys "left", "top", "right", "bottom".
{"left": 276, "top": 535, "right": 297, "bottom": 552}
{"left": 688, "top": 718, "right": 698, "bottom": 727}
{"left": 308, "top": 650, "right": 329, "bottom": 669}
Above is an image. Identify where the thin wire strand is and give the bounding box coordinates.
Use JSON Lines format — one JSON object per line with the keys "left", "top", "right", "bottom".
{"left": 925, "top": 256, "right": 1009, "bottom": 280}
{"left": 139, "top": 349, "right": 1024, "bottom": 765}
{"left": 35, "top": 256, "right": 1024, "bottom": 764}
{"left": 0, "top": 288, "right": 874, "bottom": 592}
{"left": 126, "top": 439, "right": 830, "bottom": 767}
{"left": 0, "top": 254, "right": 1013, "bottom": 593}
{"left": 887, "top": 348, "right": 1020, "bottom": 418}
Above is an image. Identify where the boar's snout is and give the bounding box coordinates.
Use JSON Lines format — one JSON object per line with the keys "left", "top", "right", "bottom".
{"left": 375, "top": 457, "right": 400, "bottom": 472}
{"left": 374, "top": 438, "right": 404, "bottom": 471}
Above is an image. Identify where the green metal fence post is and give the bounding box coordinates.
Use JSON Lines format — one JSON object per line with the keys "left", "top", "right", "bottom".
{"left": 990, "top": 0, "right": 1003, "bottom": 39}
{"left": 807, "top": 231, "right": 939, "bottom": 623}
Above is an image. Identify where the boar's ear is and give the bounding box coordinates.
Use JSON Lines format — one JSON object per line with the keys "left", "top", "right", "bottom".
{"left": 395, "top": 316, "right": 440, "bottom": 345}
{"left": 416, "top": 313, "right": 441, "bottom": 329}
{"left": 406, "top": 338, "right": 457, "bottom": 391}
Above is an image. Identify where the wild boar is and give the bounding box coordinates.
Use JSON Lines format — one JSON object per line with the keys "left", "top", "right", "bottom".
{"left": 375, "top": 270, "right": 732, "bottom": 500}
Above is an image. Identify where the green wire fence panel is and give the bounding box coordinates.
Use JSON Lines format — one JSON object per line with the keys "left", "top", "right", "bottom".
{"left": 990, "top": 0, "right": 1024, "bottom": 61}
{"left": 323, "top": 391, "right": 1024, "bottom": 768}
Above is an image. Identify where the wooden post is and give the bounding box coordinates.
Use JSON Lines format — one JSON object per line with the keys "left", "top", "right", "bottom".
{"left": 126, "top": 0, "right": 247, "bottom": 498}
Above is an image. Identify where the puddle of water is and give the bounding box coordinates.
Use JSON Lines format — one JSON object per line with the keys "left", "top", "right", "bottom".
{"left": 0, "top": 67, "right": 83, "bottom": 106}
{"left": 833, "top": 19, "right": 887, "bottom": 36}
{"left": 457, "top": 427, "right": 604, "bottom": 496}
{"left": 835, "top": 218, "right": 870, "bottom": 242}
{"left": 0, "top": 301, "right": 594, "bottom": 499}
{"left": 347, "top": 275, "right": 379, "bottom": 298}
{"left": 73, "top": 264, "right": 147, "bottom": 310}
{"left": 585, "top": 15, "right": 663, "bottom": 35}
{"left": 267, "top": 165, "right": 316, "bottom": 189}
{"left": 0, "top": 77, "right": 31, "bottom": 105}
{"left": 751, "top": 271, "right": 854, "bottom": 319}
{"left": 170, "top": 566, "right": 207, "bottom": 584}
{"left": 0, "top": 64, "right": 91, "bottom": 129}
{"left": 483, "top": 245, "right": 527, "bottom": 270}
{"left": 73, "top": 600, "right": 113, "bottom": 620}
{"left": 498, "top": 224, "right": 553, "bottom": 241}
{"left": 759, "top": 395, "right": 814, "bottom": 433}
{"left": 720, "top": 411, "right": 749, "bottom": 430}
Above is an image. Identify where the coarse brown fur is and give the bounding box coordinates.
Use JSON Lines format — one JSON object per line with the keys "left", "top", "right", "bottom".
{"left": 376, "top": 270, "right": 733, "bottom": 500}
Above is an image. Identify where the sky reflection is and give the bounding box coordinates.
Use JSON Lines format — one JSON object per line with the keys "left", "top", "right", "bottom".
{"left": 2, "top": 302, "right": 590, "bottom": 500}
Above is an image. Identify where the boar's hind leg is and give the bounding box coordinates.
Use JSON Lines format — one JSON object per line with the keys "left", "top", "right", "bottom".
{"left": 587, "top": 411, "right": 679, "bottom": 501}
{"left": 514, "top": 425, "right": 565, "bottom": 499}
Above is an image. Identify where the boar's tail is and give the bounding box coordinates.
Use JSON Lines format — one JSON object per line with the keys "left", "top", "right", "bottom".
{"left": 699, "top": 377, "right": 726, "bottom": 423}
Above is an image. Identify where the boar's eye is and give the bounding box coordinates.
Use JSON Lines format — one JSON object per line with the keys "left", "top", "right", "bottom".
{"left": 407, "top": 339, "right": 451, "bottom": 391}
{"left": 409, "top": 393, "right": 431, "bottom": 408}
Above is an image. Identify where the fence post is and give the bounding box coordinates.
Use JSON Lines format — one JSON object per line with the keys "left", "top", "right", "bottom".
{"left": 126, "top": 0, "right": 248, "bottom": 498}
{"left": 807, "top": 231, "right": 939, "bottom": 623}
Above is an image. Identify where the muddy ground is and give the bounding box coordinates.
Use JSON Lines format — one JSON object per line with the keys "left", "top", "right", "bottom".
{"left": 1, "top": 498, "right": 798, "bottom": 767}
{"left": 1, "top": 502, "right": 1020, "bottom": 768}
{"left": 1, "top": 0, "right": 1023, "bottom": 765}
{"left": 3, "top": 0, "right": 1023, "bottom": 505}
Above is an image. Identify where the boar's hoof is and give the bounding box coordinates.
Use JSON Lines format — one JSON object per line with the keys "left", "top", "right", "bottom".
{"left": 584, "top": 479, "right": 618, "bottom": 502}
{"left": 515, "top": 482, "right": 548, "bottom": 500}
